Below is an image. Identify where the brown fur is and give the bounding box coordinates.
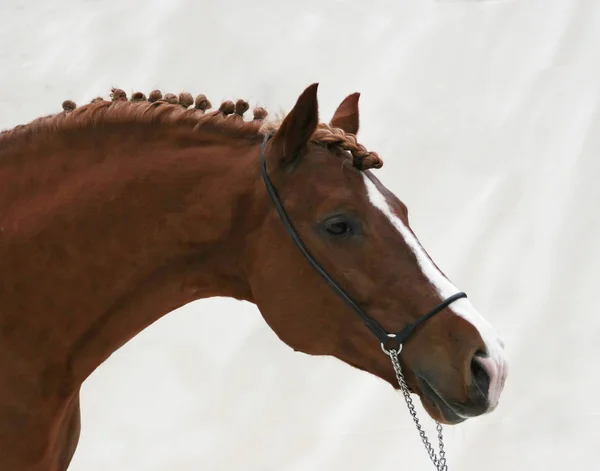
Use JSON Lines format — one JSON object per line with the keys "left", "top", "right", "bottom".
{"left": 0, "top": 84, "right": 490, "bottom": 470}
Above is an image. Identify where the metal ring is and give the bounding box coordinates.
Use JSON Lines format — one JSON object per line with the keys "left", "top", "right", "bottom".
{"left": 380, "top": 333, "right": 402, "bottom": 355}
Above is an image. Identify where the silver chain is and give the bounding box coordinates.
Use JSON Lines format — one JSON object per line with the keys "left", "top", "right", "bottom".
{"left": 386, "top": 347, "right": 448, "bottom": 471}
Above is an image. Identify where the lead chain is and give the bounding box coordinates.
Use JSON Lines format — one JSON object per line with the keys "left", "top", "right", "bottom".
{"left": 387, "top": 348, "right": 448, "bottom": 471}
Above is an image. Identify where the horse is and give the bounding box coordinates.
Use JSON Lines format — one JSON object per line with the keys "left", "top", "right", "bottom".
{"left": 0, "top": 83, "right": 508, "bottom": 470}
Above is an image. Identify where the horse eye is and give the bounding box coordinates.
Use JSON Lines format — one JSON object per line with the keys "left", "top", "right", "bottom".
{"left": 325, "top": 219, "right": 352, "bottom": 236}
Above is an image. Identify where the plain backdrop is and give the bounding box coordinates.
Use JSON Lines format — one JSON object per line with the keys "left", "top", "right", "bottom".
{"left": 1, "top": 1, "right": 599, "bottom": 470}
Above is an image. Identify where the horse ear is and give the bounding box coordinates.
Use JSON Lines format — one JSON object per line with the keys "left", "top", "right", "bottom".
{"left": 270, "top": 83, "right": 319, "bottom": 167}
{"left": 330, "top": 92, "right": 360, "bottom": 135}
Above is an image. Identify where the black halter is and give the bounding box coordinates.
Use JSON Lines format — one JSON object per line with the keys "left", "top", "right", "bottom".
{"left": 259, "top": 132, "right": 467, "bottom": 351}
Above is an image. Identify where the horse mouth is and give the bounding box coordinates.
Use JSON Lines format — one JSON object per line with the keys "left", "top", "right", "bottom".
{"left": 416, "top": 376, "right": 466, "bottom": 425}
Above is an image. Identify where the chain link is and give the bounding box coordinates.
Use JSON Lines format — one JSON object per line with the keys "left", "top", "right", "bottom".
{"left": 387, "top": 348, "right": 448, "bottom": 471}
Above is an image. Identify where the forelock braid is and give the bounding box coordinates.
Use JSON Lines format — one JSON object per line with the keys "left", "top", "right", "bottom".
{"left": 312, "top": 124, "right": 383, "bottom": 170}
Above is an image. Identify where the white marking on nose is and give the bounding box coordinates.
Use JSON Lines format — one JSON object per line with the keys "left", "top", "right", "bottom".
{"left": 362, "top": 174, "right": 508, "bottom": 411}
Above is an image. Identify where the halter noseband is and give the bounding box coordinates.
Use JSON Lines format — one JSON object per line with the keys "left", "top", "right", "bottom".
{"left": 259, "top": 132, "right": 466, "bottom": 352}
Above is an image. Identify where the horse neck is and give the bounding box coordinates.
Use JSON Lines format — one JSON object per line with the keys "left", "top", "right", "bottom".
{"left": 0, "top": 121, "right": 261, "bottom": 390}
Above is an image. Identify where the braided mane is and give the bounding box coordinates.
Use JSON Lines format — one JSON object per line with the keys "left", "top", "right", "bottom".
{"left": 1, "top": 88, "right": 383, "bottom": 170}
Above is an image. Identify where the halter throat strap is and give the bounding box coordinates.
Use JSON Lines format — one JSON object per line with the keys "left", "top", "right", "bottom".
{"left": 259, "top": 132, "right": 466, "bottom": 348}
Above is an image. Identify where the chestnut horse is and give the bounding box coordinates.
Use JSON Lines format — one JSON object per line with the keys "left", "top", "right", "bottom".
{"left": 0, "top": 84, "right": 508, "bottom": 470}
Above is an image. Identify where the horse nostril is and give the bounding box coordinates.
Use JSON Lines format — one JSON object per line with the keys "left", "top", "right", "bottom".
{"left": 474, "top": 348, "right": 488, "bottom": 360}
{"left": 470, "top": 350, "right": 490, "bottom": 398}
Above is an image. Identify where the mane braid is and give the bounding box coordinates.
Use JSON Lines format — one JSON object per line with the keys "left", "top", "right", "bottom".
{"left": 0, "top": 88, "right": 383, "bottom": 170}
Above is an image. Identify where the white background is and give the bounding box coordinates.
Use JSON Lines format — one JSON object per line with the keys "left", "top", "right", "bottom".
{"left": 1, "top": 1, "right": 599, "bottom": 469}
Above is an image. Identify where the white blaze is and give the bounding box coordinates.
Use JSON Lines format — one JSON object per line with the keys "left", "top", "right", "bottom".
{"left": 362, "top": 174, "right": 508, "bottom": 411}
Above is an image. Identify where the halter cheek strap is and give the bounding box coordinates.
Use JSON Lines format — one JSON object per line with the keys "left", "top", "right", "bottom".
{"left": 259, "top": 132, "right": 466, "bottom": 350}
